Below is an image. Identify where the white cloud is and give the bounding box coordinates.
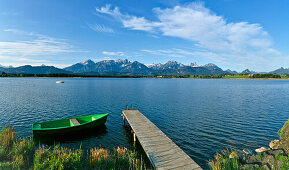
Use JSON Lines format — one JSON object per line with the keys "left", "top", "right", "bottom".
{"left": 96, "top": 4, "right": 161, "bottom": 32}
{"left": 0, "top": 40, "right": 73, "bottom": 56}
{"left": 88, "top": 24, "right": 114, "bottom": 33}
{"left": 96, "top": 3, "right": 273, "bottom": 53}
{"left": 0, "top": 12, "right": 18, "bottom": 16}
{"left": 96, "top": 3, "right": 285, "bottom": 71}
{"left": 140, "top": 48, "right": 223, "bottom": 60}
{"left": 0, "top": 29, "right": 80, "bottom": 67}
{"left": 95, "top": 4, "right": 122, "bottom": 16}
{"left": 1, "top": 29, "right": 74, "bottom": 56}
{"left": 0, "top": 54, "right": 72, "bottom": 68}
{"left": 141, "top": 49, "right": 186, "bottom": 58}
{"left": 0, "top": 55, "right": 48, "bottom": 63}
{"left": 102, "top": 51, "right": 124, "bottom": 56}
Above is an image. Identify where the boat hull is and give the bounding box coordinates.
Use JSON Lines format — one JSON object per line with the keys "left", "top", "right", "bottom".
{"left": 33, "top": 114, "right": 108, "bottom": 135}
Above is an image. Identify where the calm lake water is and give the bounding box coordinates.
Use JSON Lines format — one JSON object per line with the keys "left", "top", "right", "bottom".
{"left": 0, "top": 78, "right": 289, "bottom": 169}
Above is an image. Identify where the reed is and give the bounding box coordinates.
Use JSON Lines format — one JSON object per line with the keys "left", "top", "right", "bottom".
{"left": 0, "top": 123, "right": 34, "bottom": 169}
{"left": 34, "top": 145, "right": 83, "bottom": 170}
{"left": 0, "top": 123, "right": 16, "bottom": 161}
{"left": 12, "top": 137, "right": 34, "bottom": 169}
{"left": 89, "top": 146, "right": 146, "bottom": 170}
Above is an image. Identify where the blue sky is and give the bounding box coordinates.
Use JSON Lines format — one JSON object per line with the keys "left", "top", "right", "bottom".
{"left": 0, "top": 0, "right": 288, "bottom": 71}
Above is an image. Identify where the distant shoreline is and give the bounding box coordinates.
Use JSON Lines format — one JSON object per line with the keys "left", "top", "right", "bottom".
{"left": 1, "top": 75, "right": 289, "bottom": 80}
{"left": 1, "top": 72, "right": 288, "bottom": 79}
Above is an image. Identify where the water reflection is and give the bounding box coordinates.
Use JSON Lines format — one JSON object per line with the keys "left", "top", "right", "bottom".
{"left": 33, "top": 125, "right": 107, "bottom": 145}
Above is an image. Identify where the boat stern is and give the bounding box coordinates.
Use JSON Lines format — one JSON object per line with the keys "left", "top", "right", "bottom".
{"left": 32, "top": 123, "right": 41, "bottom": 130}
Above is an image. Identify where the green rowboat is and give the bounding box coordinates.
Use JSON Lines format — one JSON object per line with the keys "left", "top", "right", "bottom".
{"left": 33, "top": 114, "right": 108, "bottom": 135}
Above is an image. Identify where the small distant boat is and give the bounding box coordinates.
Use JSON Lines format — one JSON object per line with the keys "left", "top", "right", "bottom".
{"left": 56, "top": 81, "right": 64, "bottom": 83}
{"left": 33, "top": 114, "right": 108, "bottom": 135}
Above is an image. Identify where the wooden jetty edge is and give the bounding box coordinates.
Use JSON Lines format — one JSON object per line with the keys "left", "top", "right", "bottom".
{"left": 122, "top": 109, "right": 202, "bottom": 170}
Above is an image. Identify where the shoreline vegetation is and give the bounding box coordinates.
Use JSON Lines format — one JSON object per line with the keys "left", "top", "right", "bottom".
{"left": 0, "top": 123, "right": 147, "bottom": 170}
{"left": 209, "top": 119, "right": 289, "bottom": 170}
{"left": 1, "top": 72, "right": 289, "bottom": 80}
{"left": 1, "top": 120, "right": 288, "bottom": 169}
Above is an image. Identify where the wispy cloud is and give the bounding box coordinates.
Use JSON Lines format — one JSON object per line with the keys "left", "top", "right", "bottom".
{"left": 1, "top": 29, "right": 75, "bottom": 56}
{"left": 0, "top": 12, "right": 18, "bottom": 16}
{"left": 0, "top": 55, "right": 48, "bottom": 63}
{"left": 102, "top": 51, "right": 124, "bottom": 56}
{"left": 0, "top": 29, "right": 80, "bottom": 67}
{"left": 88, "top": 24, "right": 114, "bottom": 33}
{"left": 0, "top": 54, "right": 71, "bottom": 68}
{"left": 96, "top": 3, "right": 285, "bottom": 71}
{"left": 0, "top": 29, "right": 75, "bottom": 56}
{"left": 96, "top": 4, "right": 161, "bottom": 32}
{"left": 141, "top": 49, "right": 186, "bottom": 58}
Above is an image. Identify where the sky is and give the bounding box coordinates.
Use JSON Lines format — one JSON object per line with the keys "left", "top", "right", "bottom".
{"left": 0, "top": 0, "right": 289, "bottom": 72}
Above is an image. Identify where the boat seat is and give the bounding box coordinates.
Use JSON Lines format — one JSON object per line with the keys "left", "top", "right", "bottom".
{"left": 70, "top": 118, "right": 80, "bottom": 125}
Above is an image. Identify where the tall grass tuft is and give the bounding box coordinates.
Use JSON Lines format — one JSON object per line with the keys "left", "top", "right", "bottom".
{"left": 89, "top": 147, "right": 146, "bottom": 170}
{"left": 0, "top": 123, "right": 16, "bottom": 161}
{"left": 34, "top": 145, "right": 83, "bottom": 170}
{"left": 12, "top": 137, "right": 34, "bottom": 169}
{"left": 0, "top": 123, "right": 34, "bottom": 169}
{"left": 209, "top": 149, "right": 240, "bottom": 170}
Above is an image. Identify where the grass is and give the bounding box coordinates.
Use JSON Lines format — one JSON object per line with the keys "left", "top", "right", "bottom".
{"left": 275, "top": 154, "right": 289, "bottom": 170}
{"left": 0, "top": 123, "right": 148, "bottom": 170}
{"left": 278, "top": 119, "right": 289, "bottom": 142}
{"left": 278, "top": 119, "right": 289, "bottom": 155}
{"left": 223, "top": 75, "right": 251, "bottom": 79}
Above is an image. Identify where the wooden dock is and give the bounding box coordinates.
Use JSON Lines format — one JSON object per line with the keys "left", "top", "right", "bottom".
{"left": 122, "top": 109, "right": 202, "bottom": 170}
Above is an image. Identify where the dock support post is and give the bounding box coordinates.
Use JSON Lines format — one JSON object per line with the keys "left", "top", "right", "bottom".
{"left": 131, "top": 104, "right": 133, "bottom": 110}
{"left": 133, "top": 132, "right": 136, "bottom": 145}
{"left": 126, "top": 105, "right": 128, "bottom": 110}
{"left": 122, "top": 115, "right": 125, "bottom": 126}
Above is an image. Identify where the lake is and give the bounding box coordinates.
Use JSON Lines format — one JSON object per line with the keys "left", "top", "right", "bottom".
{"left": 0, "top": 78, "right": 288, "bottom": 169}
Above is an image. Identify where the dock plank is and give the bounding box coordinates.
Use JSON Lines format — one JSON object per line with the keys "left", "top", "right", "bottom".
{"left": 122, "top": 110, "right": 202, "bottom": 170}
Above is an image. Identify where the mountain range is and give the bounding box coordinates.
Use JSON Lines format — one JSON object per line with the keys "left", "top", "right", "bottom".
{"left": 0, "top": 65, "right": 70, "bottom": 74}
{"left": 64, "top": 59, "right": 226, "bottom": 76}
{"left": 1, "top": 59, "right": 289, "bottom": 76}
